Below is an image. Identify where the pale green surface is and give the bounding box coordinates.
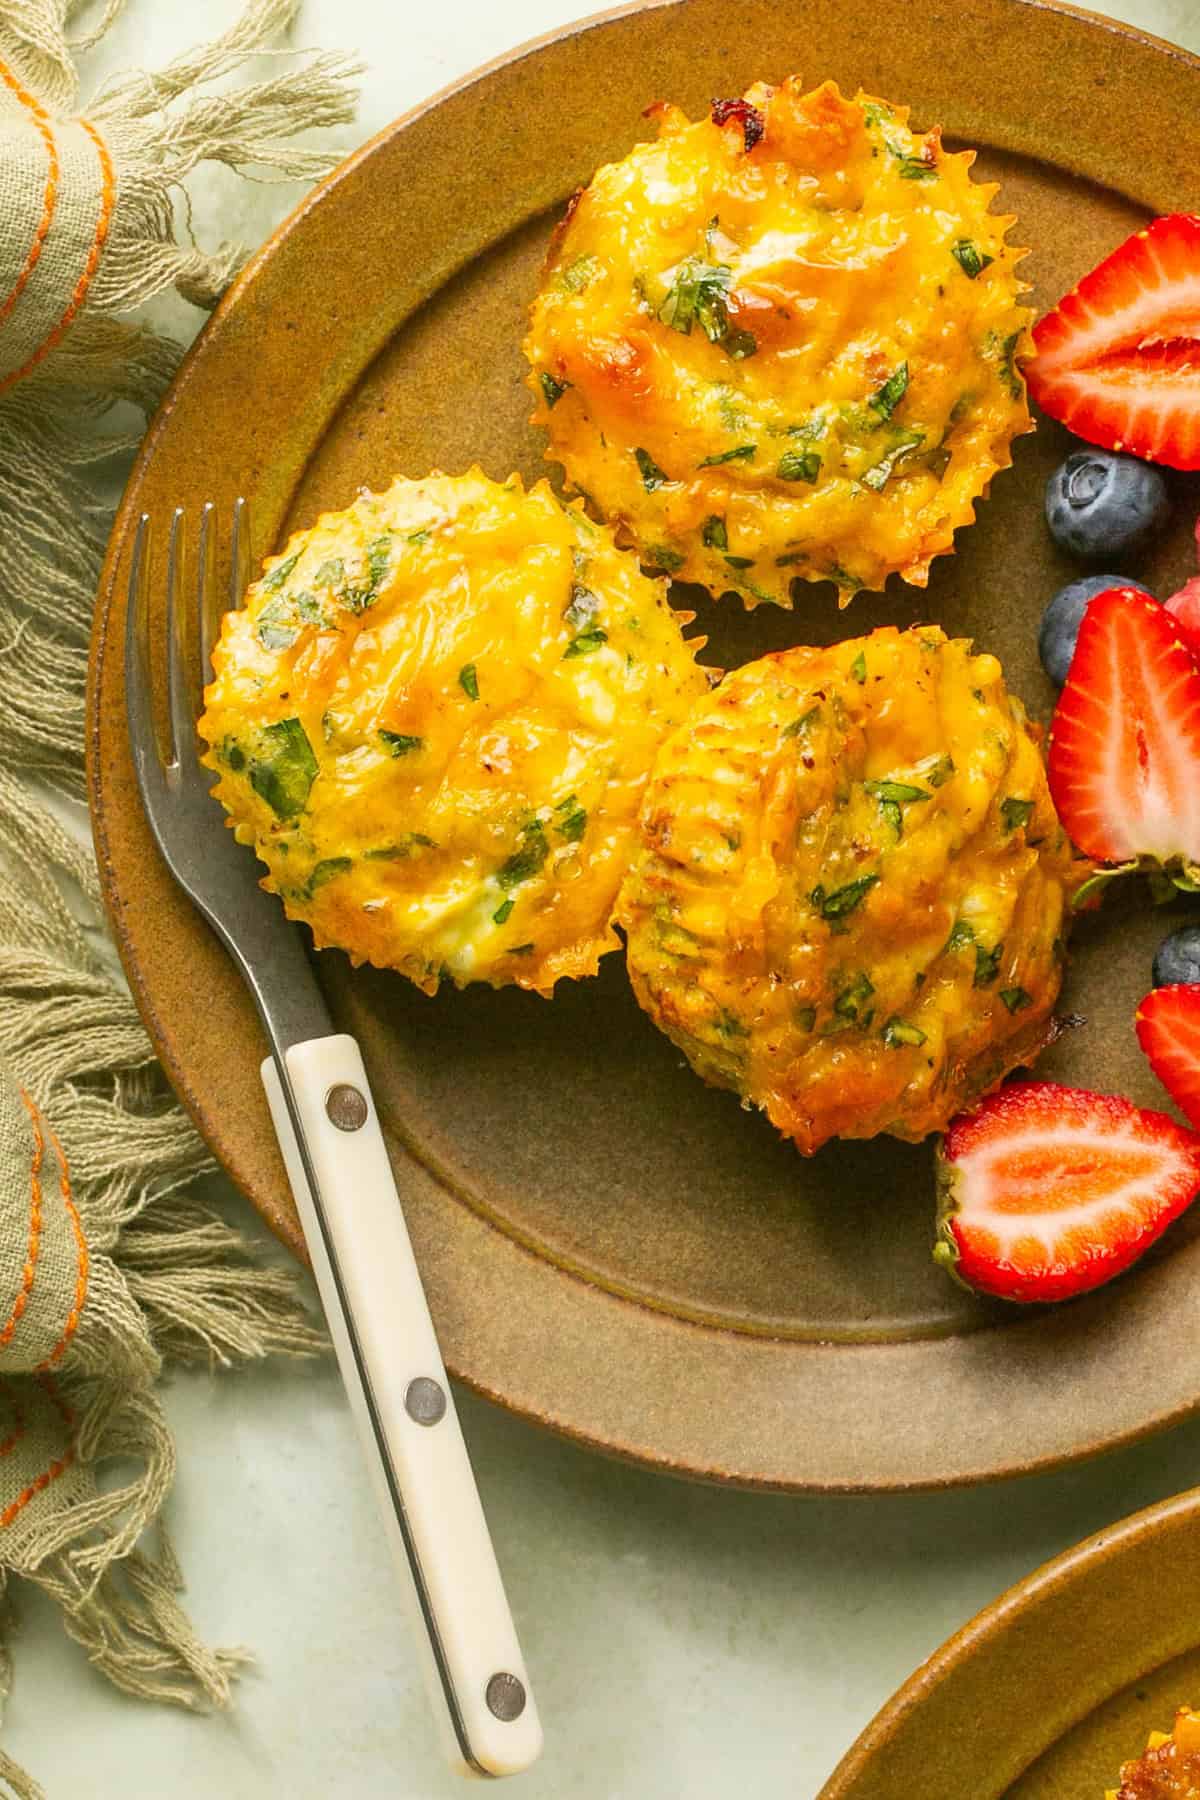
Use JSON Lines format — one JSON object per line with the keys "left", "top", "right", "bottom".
{"left": 21, "top": 0, "right": 1200, "bottom": 1794}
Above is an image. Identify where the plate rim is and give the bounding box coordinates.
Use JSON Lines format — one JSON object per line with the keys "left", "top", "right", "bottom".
{"left": 819, "top": 1484, "right": 1200, "bottom": 1798}
{"left": 87, "top": 0, "right": 1200, "bottom": 1493}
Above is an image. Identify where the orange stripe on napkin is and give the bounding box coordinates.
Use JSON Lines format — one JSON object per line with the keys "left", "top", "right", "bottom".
{"left": 0, "top": 112, "right": 116, "bottom": 398}
{"left": 0, "top": 1093, "right": 46, "bottom": 1353}
{"left": 0, "top": 1376, "right": 75, "bottom": 1529}
{"left": 0, "top": 59, "right": 60, "bottom": 330}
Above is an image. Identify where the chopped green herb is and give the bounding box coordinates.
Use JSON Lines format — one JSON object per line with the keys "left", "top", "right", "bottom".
{"left": 724, "top": 329, "right": 757, "bottom": 360}
{"left": 365, "top": 534, "right": 394, "bottom": 593}
{"left": 459, "top": 662, "right": 480, "bottom": 701}
{"left": 407, "top": 529, "right": 430, "bottom": 545}
{"left": 248, "top": 718, "right": 317, "bottom": 820}
{"left": 363, "top": 834, "right": 437, "bottom": 861}
{"left": 777, "top": 448, "right": 822, "bottom": 483}
{"left": 989, "top": 328, "right": 1024, "bottom": 400}
{"left": 1000, "top": 986, "right": 1033, "bottom": 1013}
{"left": 716, "top": 1009, "right": 749, "bottom": 1039}
{"left": 565, "top": 583, "right": 599, "bottom": 630}
{"left": 862, "top": 101, "right": 893, "bottom": 127}
{"left": 498, "top": 820, "right": 549, "bottom": 890}
{"left": 796, "top": 1006, "right": 816, "bottom": 1032}
{"left": 850, "top": 651, "right": 867, "bottom": 684}
{"left": 219, "top": 738, "right": 245, "bottom": 773}
{"left": 635, "top": 447, "right": 670, "bottom": 490}
{"left": 262, "top": 551, "right": 300, "bottom": 592}
{"left": 974, "top": 942, "right": 1004, "bottom": 988}
{"left": 554, "top": 795, "right": 588, "bottom": 842}
{"left": 896, "top": 153, "right": 937, "bottom": 180}
{"left": 702, "top": 516, "right": 728, "bottom": 550}
{"left": 869, "top": 362, "right": 909, "bottom": 421}
{"left": 313, "top": 557, "right": 345, "bottom": 589}
{"left": 724, "top": 554, "right": 754, "bottom": 570}
{"left": 646, "top": 545, "right": 684, "bottom": 571}
{"left": 509, "top": 943, "right": 535, "bottom": 956}
{"left": 1001, "top": 797, "right": 1034, "bottom": 833}
{"left": 306, "top": 857, "right": 351, "bottom": 896}
{"left": 880, "top": 799, "right": 902, "bottom": 839}
{"left": 493, "top": 899, "right": 515, "bottom": 926}
{"left": 561, "top": 254, "right": 601, "bottom": 293}
{"left": 952, "top": 239, "right": 993, "bottom": 279}
{"left": 782, "top": 706, "right": 820, "bottom": 739}
{"left": 380, "top": 731, "right": 423, "bottom": 757}
{"left": 834, "top": 973, "right": 875, "bottom": 1020}
{"left": 539, "top": 370, "right": 570, "bottom": 407}
{"left": 658, "top": 257, "right": 732, "bottom": 340}
{"left": 775, "top": 551, "right": 806, "bottom": 568}
{"left": 914, "top": 752, "right": 955, "bottom": 789}
{"left": 946, "top": 920, "right": 976, "bottom": 952}
{"left": 563, "top": 628, "right": 608, "bottom": 659}
{"left": 256, "top": 597, "right": 299, "bottom": 652}
{"left": 862, "top": 430, "right": 924, "bottom": 491}
{"left": 884, "top": 1017, "right": 927, "bottom": 1048}
{"left": 863, "top": 780, "right": 932, "bottom": 804}
{"left": 813, "top": 874, "right": 879, "bottom": 919}
{"left": 698, "top": 443, "right": 756, "bottom": 468}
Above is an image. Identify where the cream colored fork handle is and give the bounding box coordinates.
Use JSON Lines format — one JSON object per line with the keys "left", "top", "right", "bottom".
{"left": 260, "top": 1036, "right": 542, "bottom": 1780}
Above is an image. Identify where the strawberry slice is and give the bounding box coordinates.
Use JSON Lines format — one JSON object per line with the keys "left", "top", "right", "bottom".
{"left": 934, "top": 1081, "right": 1200, "bottom": 1303}
{"left": 1137, "top": 983, "right": 1200, "bottom": 1130}
{"left": 1166, "top": 574, "right": 1200, "bottom": 662}
{"left": 1027, "top": 213, "right": 1200, "bottom": 469}
{"left": 1047, "top": 584, "right": 1200, "bottom": 873}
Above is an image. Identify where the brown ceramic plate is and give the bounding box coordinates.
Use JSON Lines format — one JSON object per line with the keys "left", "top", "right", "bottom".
{"left": 89, "top": 0, "right": 1200, "bottom": 1491}
{"left": 820, "top": 1485, "right": 1200, "bottom": 1798}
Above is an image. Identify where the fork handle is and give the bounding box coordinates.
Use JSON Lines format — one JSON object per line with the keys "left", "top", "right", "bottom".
{"left": 260, "top": 1036, "right": 542, "bottom": 1779}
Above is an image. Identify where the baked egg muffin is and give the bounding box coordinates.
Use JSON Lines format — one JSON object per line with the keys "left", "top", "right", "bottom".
{"left": 1110, "top": 1709, "right": 1200, "bottom": 1799}
{"left": 200, "top": 470, "right": 710, "bottom": 994}
{"left": 526, "top": 77, "right": 1032, "bottom": 605}
{"left": 618, "top": 627, "right": 1086, "bottom": 1153}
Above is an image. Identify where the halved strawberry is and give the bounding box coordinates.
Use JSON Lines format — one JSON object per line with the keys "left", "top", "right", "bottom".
{"left": 1027, "top": 213, "right": 1200, "bottom": 469}
{"left": 1137, "top": 983, "right": 1200, "bottom": 1130}
{"left": 1047, "top": 584, "right": 1200, "bottom": 877}
{"left": 1166, "top": 574, "right": 1200, "bottom": 661}
{"left": 934, "top": 1081, "right": 1200, "bottom": 1303}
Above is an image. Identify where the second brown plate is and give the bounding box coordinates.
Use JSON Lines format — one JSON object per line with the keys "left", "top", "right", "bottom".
{"left": 90, "top": 0, "right": 1200, "bottom": 1490}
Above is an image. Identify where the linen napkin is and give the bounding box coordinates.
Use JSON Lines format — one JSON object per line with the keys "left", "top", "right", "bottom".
{"left": 0, "top": 2, "right": 361, "bottom": 1792}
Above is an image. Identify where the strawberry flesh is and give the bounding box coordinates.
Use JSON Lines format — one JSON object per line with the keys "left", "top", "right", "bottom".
{"left": 1137, "top": 983, "right": 1200, "bottom": 1130}
{"left": 1027, "top": 213, "right": 1200, "bottom": 470}
{"left": 1047, "top": 584, "right": 1200, "bottom": 867}
{"left": 1166, "top": 574, "right": 1200, "bottom": 662}
{"left": 936, "top": 1081, "right": 1200, "bottom": 1303}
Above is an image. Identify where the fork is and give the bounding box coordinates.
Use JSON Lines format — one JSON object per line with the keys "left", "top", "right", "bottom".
{"left": 125, "top": 501, "right": 543, "bottom": 1779}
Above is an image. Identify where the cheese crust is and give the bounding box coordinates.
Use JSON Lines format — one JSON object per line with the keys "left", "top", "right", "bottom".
{"left": 618, "top": 628, "right": 1086, "bottom": 1152}
{"left": 525, "top": 78, "right": 1032, "bottom": 605}
{"left": 200, "top": 470, "right": 710, "bottom": 994}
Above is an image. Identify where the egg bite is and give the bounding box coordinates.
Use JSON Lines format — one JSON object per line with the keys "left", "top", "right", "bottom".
{"left": 618, "top": 627, "right": 1087, "bottom": 1153}
{"left": 200, "top": 470, "right": 711, "bottom": 994}
{"left": 1109, "top": 1708, "right": 1200, "bottom": 1798}
{"left": 525, "top": 77, "right": 1032, "bottom": 606}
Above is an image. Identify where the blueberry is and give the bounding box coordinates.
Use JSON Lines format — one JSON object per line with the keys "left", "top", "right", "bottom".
{"left": 1153, "top": 925, "right": 1200, "bottom": 988}
{"left": 1045, "top": 449, "right": 1170, "bottom": 559}
{"left": 1038, "top": 574, "right": 1157, "bottom": 686}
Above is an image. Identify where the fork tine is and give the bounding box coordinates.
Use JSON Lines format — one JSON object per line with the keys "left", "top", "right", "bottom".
{"left": 197, "top": 501, "right": 219, "bottom": 690}
{"left": 124, "top": 514, "right": 168, "bottom": 789}
{"left": 166, "top": 505, "right": 195, "bottom": 769}
{"left": 230, "top": 495, "right": 253, "bottom": 613}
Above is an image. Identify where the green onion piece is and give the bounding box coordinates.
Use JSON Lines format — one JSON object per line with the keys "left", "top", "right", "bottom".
{"left": 884, "top": 1017, "right": 927, "bottom": 1048}
{"left": 459, "top": 662, "right": 480, "bottom": 700}
{"left": 1000, "top": 986, "right": 1033, "bottom": 1013}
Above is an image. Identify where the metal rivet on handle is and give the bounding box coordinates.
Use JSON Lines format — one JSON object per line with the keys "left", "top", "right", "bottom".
{"left": 325, "top": 1083, "right": 368, "bottom": 1131}
{"left": 485, "top": 1672, "right": 527, "bottom": 1722}
{"left": 405, "top": 1376, "right": 447, "bottom": 1426}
